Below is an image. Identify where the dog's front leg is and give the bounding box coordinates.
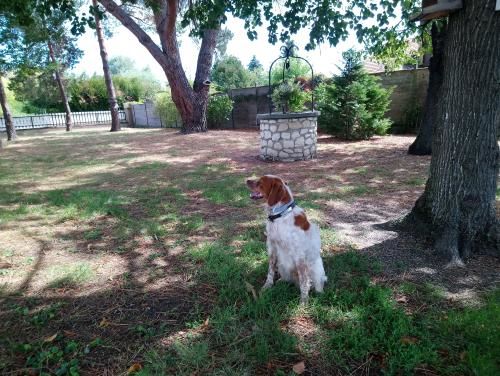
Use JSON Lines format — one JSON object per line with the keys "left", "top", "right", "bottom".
{"left": 262, "top": 244, "right": 277, "bottom": 289}
{"left": 297, "top": 262, "right": 311, "bottom": 304}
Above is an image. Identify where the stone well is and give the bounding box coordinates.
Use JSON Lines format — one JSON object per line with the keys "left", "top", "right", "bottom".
{"left": 257, "top": 111, "right": 320, "bottom": 162}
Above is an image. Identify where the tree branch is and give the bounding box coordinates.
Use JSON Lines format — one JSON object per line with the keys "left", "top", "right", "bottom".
{"left": 98, "top": 0, "right": 168, "bottom": 67}
{"left": 194, "top": 29, "right": 218, "bottom": 92}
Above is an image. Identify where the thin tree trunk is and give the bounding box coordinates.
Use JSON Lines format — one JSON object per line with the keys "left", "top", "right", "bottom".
{"left": 48, "top": 40, "right": 73, "bottom": 132}
{"left": 408, "top": 22, "right": 447, "bottom": 155}
{"left": 408, "top": 0, "right": 499, "bottom": 264}
{"left": 92, "top": 0, "right": 121, "bottom": 132}
{"left": 98, "top": 0, "right": 218, "bottom": 133}
{"left": 0, "top": 74, "right": 16, "bottom": 141}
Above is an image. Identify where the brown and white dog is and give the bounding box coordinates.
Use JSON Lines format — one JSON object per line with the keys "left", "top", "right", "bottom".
{"left": 246, "top": 175, "right": 327, "bottom": 303}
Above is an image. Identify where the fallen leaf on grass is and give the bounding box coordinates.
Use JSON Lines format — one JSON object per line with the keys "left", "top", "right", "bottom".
{"left": 437, "top": 348, "right": 449, "bottom": 358}
{"left": 127, "top": 363, "right": 143, "bottom": 374}
{"left": 99, "top": 318, "right": 110, "bottom": 328}
{"left": 200, "top": 317, "right": 210, "bottom": 330}
{"left": 245, "top": 281, "right": 257, "bottom": 300}
{"left": 63, "top": 330, "right": 77, "bottom": 338}
{"left": 293, "top": 361, "right": 306, "bottom": 374}
{"left": 395, "top": 295, "right": 408, "bottom": 303}
{"left": 0, "top": 262, "right": 13, "bottom": 268}
{"left": 44, "top": 333, "right": 58, "bottom": 343}
{"left": 401, "top": 336, "right": 419, "bottom": 345}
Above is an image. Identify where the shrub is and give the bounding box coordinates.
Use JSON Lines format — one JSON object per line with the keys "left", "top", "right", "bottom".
{"left": 271, "top": 81, "right": 308, "bottom": 113}
{"left": 392, "top": 103, "right": 423, "bottom": 134}
{"left": 211, "top": 56, "right": 251, "bottom": 92}
{"left": 68, "top": 74, "right": 162, "bottom": 112}
{"left": 154, "top": 92, "right": 181, "bottom": 127}
{"left": 317, "top": 49, "right": 392, "bottom": 140}
{"left": 207, "top": 94, "right": 233, "bottom": 129}
{"left": 270, "top": 59, "right": 311, "bottom": 84}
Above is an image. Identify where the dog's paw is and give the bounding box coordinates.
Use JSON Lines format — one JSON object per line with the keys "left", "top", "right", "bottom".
{"left": 262, "top": 281, "right": 273, "bottom": 290}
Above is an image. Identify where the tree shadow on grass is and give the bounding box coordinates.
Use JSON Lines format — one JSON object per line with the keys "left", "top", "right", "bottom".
{"left": 1, "top": 129, "right": 497, "bottom": 374}
{"left": 0, "top": 162, "right": 260, "bottom": 374}
{"left": 364, "top": 222, "right": 500, "bottom": 302}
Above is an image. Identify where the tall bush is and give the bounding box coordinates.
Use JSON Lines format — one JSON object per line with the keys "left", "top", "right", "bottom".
{"left": 317, "top": 50, "right": 392, "bottom": 140}
{"left": 11, "top": 72, "right": 163, "bottom": 113}
{"left": 211, "top": 56, "right": 251, "bottom": 92}
{"left": 207, "top": 94, "right": 233, "bottom": 128}
{"left": 154, "top": 92, "right": 180, "bottom": 127}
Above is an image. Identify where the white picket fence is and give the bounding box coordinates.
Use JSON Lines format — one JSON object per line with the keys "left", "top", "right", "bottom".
{"left": 0, "top": 110, "right": 127, "bottom": 131}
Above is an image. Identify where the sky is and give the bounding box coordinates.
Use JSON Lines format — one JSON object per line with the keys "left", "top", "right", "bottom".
{"left": 73, "top": 15, "right": 361, "bottom": 84}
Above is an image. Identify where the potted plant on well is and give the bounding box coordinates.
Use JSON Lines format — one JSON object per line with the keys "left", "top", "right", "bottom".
{"left": 271, "top": 81, "right": 308, "bottom": 113}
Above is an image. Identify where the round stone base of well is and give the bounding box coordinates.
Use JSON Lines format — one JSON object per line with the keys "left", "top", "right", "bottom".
{"left": 257, "top": 111, "right": 319, "bottom": 162}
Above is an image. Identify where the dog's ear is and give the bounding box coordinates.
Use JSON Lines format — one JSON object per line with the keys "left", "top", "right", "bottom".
{"left": 267, "top": 178, "right": 290, "bottom": 206}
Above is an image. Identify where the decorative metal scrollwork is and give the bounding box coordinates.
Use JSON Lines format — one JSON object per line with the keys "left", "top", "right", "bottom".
{"left": 268, "top": 43, "right": 314, "bottom": 114}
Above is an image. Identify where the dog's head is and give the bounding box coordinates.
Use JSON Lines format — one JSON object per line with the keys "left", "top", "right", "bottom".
{"left": 246, "top": 175, "right": 292, "bottom": 206}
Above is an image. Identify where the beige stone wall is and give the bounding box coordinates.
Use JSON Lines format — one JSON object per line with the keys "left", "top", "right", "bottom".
{"left": 260, "top": 117, "right": 317, "bottom": 162}
{"left": 372, "top": 68, "right": 429, "bottom": 125}
{"left": 225, "top": 69, "right": 429, "bottom": 129}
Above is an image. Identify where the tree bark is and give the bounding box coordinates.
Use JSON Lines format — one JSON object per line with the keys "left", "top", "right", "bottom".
{"left": 48, "top": 40, "right": 73, "bottom": 132}
{"left": 408, "top": 0, "right": 499, "bottom": 263}
{"left": 92, "top": 0, "right": 121, "bottom": 132}
{"left": 0, "top": 74, "right": 16, "bottom": 141}
{"left": 408, "top": 22, "right": 447, "bottom": 155}
{"left": 98, "top": 0, "right": 218, "bottom": 133}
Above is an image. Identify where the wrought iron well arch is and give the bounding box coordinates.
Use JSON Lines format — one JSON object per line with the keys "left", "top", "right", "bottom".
{"left": 268, "top": 43, "right": 315, "bottom": 114}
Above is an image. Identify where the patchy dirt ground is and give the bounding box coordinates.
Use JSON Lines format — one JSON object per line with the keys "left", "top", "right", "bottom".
{"left": 0, "top": 127, "right": 498, "bottom": 375}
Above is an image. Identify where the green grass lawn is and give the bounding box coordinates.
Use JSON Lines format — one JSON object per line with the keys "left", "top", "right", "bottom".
{"left": 0, "top": 128, "right": 498, "bottom": 375}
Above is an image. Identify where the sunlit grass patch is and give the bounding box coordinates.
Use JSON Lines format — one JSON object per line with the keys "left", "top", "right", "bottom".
{"left": 0, "top": 188, "right": 130, "bottom": 224}
{"left": 83, "top": 229, "right": 104, "bottom": 241}
{"left": 435, "top": 290, "right": 500, "bottom": 375}
{"left": 298, "top": 191, "right": 326, "bottom": 209}
{"left": 406, "top": 177, "right": 426, "bottom": 186}
{"left": 44, "top": 189, "right": 129, "bottom": 220}
{"left": 337, "top": 184, "right": 373, "bottom": 197}
{"left": 132, "top": 161, "right": 170, "bottom": 171}
{"left": 185, "top": 164, "right": 249, "bottom": 207}
{"left": 177, "top": 215, "right": 204, "bottom": 233}
{"left": 348, "top": 166, "right": 369, "bottom": 174}
{"left": 320, "top": 227, "right": 349, "bottom": 253}
{"left": 46, "top": 262, "right": 94, "bottom": 289}
{"left": 0, "top": 204, "right": 30, "bottom": 224}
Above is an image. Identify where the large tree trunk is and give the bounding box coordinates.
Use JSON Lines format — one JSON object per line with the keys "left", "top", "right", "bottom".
{"left": 408, "top": 0, "right": 499, "bottom": 264}
{"left": 170, "top": 28, "right": 217, "bottom": 132}
{"left": 48, "top": 41, "right": 73, "bottom": 132}
{"left": 0, "top": 74, "right": 16, "bottom": 141}
{"left": 98, "top": 0, "right": 217, "bottom": 133}
{"left": 408, "top": 22, "right": 447, "bottom": 155}
{"left": 93, "top": 0, "right": 121, "bottom": 132}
